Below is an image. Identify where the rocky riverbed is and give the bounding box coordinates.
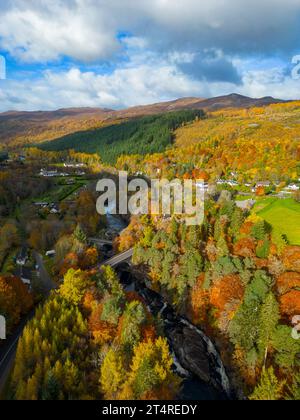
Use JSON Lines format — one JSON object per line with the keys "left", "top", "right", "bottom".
{"left": 116, "top": 265, "right": 233, "bottom": 400}
{"left": 103, "top": 208, "right": 234, "bottom": 400}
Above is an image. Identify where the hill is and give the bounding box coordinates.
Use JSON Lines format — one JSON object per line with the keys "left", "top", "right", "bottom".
{"left": 186, "top": 93, "right": 287, "bottom": 111}
{"left": 39, "top": 109, "right": 205, "bottom": 164}
{"left": 0, "top": 94, "right": 289, "bottom": 149}
{"left": 114, "top": 101, "right": 300, "bottom": 184}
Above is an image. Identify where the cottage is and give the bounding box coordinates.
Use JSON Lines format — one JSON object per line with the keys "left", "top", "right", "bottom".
{"left": 236, "top": 199, "right": 256, "bottom": 210}
{"left": 46, "top": 250, "right": 56, "bottom": 257}
{"left": 285, "top": 184, "right": 299, "bottom": 191}
{"left": 256, "top": 181, "right": 271, "bottom": 188}
{"left": 64, "top": 162, "right": 85, "bottom": 168}
{"left": 50, "top": 206, "right": 60, "bottom": 214}
{"left": 216, "top": 179, "right": 226, "bottom": 185}
{"left": 227, "top": 180, "right": 239, "bottom": 187}
{"left": 34, "top": 201, "right": 49, "bottom": 207}
{"left": 16, "top": 246, "right": 28, "bottom": 266}
{"left": 40, "top": 169, "right": 58, "bottom": 177}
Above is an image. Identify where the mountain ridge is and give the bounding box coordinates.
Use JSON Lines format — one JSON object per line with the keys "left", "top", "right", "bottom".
{"left": 0, "top": 94, "right": 292, "bottom": 149}
{"left": 0, "top": 93, "right": 289, "bottom": 118}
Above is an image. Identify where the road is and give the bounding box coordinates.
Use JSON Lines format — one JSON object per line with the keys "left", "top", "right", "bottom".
{"left": 0, "top": 309, "right": 35, "bottom": 396}
{"left": 33, "top": 252, "right": 57, "bottom": 294}
{"left": 0, "top": 253, "right": 56, "bottom": 397}
{"left": 102, "top": 248, "right": 134, "bottom": 268}
{"left": 0, "top": 247, "right": 131, "bottom": 396}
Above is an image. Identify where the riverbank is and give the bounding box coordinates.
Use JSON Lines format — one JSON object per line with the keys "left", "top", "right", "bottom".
{"left": 115, "top": 264, "right": 233, "bottom": 400}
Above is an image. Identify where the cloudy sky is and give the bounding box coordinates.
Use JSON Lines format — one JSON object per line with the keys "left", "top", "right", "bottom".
{"left": 0, "top": 0, "right": 300, "bottom": 111}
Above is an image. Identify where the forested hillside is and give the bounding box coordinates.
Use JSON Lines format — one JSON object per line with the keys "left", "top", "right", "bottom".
{"left": 116, "top": 101, "right": 300, "bottom": 183}
{"left": 0, "top": 94, "right": 283, "bottom": 150}
{"left": 39, "top": 110, "right": 205, "bottom": 164}
{"left": 1, "top": 99, "right": 300, "bottom": 401}
{"left": 116, "top": 201, "right": 300, "bottom": 400}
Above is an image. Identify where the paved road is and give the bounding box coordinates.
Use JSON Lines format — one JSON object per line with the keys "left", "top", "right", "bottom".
{"left": 0, "top": 253, "right": 56, "bottom": 397}
{"left": 0, "top": 247, "right": 130, "bottom": 397}
{"left": 0, "top": 309, "right": 35, "bottom": 396}
{"left": 33, "top": 252, "right": 57, "bottom": 294}
{"left": 102, "top": 248, "right": 134, "bottom": 268}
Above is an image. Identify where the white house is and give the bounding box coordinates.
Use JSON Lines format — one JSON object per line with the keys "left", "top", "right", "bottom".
{"left": 285, "top": 184, "right": 299, "bottom": 191}
{"left": 16, "top": 247, "right": 28, "bottom": 266}
{"left": 64, "top": 162, "right": 85, "bottom": 168}
{"left": 40, "top": 169, "right": 58, "bottom": 177}
{"left": 50, "top": 207, "right": 60, "bottom": 214}
{"left": 236, "top": 199, "right": 256, "bottom": 210}
{"left": 46, "top": 250, "right": 56, "bottom": 257}
{"left": 256, "top": 181, "right": 271, "bottom": 188}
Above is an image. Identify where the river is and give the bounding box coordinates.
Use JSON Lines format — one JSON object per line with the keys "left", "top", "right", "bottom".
{"left": 104, "top": 210, "right": 233, "bottom": 401}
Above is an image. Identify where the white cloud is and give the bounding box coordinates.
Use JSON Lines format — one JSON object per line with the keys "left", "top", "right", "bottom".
{"left": 0, "top": 59, "right": 204, "bottom": 111}
{"left": 1, "top": 0, "right": 300, "bottom": 62}
{"left": 239, "top": 68, "right": 300, "bottom": 99}
{"left": 0, "top": 0, "right": 119, "bottom": 62}
{"left": 1, "top": 55, "right": 298, "bottom": 113}
{"left": 0, "top": 0, "right": 299, "bottom": 111}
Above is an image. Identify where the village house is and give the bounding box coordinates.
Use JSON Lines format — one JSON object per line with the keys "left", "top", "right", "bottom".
{"left": 216, "top": 178, "right": 239, "bottom": 187}
{"left": 285, "top": 183, "right": 299, "bottom": 191}
{"left": 256, "top": 181, "right": 271, "bottom": 188}
{"left": 46, "top": 250, "right": 56, "bottom": 257}
{"left": 34, "top": 201, "right": 49, "bottom": 208}
{"left": 39, "top": 168, "right": 58, "bottom": 177}
{"left": 236, "top": 199, "right": 256, "bottom": 210}
{"left": 50, "top": 204, "right": 60, "bottom": 214}
{"left": 16, "top": 246, "right": 28, "bottom": 266}
{"left": 64, "top": 162, "right": 85, "bottom": 168}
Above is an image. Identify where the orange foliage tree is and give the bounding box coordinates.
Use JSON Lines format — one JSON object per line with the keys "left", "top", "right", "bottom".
{"left": 189, "top": 274, "right": 209, "bottom": 324}
{"left": 282, "top": 246, "right": 300, "bottom": 272}
{"left": 279, "top": 290, "right": 300, "bottom": 319}
{"left": 233, "top": 237, "right": 256, "bottom": 258}
{"left": 0, "top": 276, "right": 33, "bottom": 331}
{"left": 277, "top": 272, "right": 300, "bottom": 295}
{"left": 210, "top": 274, "right": 245, "bottom": 317}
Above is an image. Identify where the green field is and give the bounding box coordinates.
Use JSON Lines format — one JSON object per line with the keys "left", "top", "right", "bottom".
{"left": 33, "top": 180, "right": 87, "bottom": 203}
{"left": 253, "top": 198, "right": 300, "bottom": 245}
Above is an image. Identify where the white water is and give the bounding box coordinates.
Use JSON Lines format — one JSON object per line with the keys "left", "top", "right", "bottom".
{"left": 180, "top": 319, "right": 231, "bottom": 397}
{"left": 171, "top": 352, "right": 191, "bottom": 377}
{"left": 106, "top": 208, "right": 232, "bottom": 399}
{"left": 159, "top": 303, "right": 168, "bottom": 316}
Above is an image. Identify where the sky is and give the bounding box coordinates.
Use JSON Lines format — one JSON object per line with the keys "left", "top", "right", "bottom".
{"left": 0, "top": 0, "right": 300, "bottom": 112}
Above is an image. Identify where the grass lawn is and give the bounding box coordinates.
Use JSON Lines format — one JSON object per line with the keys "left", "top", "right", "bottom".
{"left": 33, "top": 180, "right": 86, "bottom": 203}
{"left": 253, "top": 198, "right": 300, "bottom": 245}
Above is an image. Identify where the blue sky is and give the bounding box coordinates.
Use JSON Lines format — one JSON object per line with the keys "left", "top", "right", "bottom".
{"left": 0, "top": 0, "right": 300, "bottom": 112}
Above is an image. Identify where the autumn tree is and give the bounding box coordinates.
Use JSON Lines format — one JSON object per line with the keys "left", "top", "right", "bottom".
{"left": 258, "top": 293, "right": 279, "bottom": 367}
{"left": 100, "top": 349, "right": 126, "bottom": 399}
{"left": 119, "top": 338, "right": 180, "bottom": 400}
{"left": 250, "top": 367, "right": 285, "bottom": 401}
{"left": 59, "top": 269, "right": 90, "bottom": 306}
{"left": 0, "top": 275, "right": 33, "bottom": 332}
